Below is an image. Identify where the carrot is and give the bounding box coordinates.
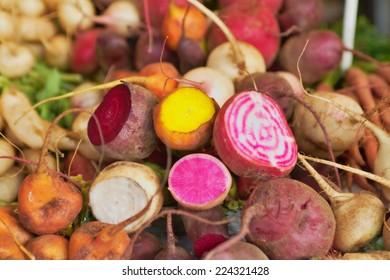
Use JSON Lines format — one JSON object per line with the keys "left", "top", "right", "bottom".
{"left": 376, "top": 65, "right": 390, "bottom": 85}
{"left": 368, "top": 73, "right": 390, "bottom": 100}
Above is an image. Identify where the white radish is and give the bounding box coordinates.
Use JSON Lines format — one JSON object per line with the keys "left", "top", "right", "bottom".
{"left": 178, "top": 67, "right": 235, "bottom": 108}
{"left": 0, "top": 139, "right": 16, "bottom": 176}
{"left": 0, "top": 166, "right": 25, "bottom": 203}
{"left": 89, "top": 161, "right": 163, "bottom": 233}
{"left": 298, "top": 153, "right": 386, "bottom": 253}
{"left": 0, "top": 44, "right": 35, "bottom": 78}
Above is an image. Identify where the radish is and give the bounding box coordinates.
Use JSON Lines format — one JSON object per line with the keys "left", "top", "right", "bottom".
{"left": 89, "top": 161, "right": 163, "bottom": 233}
{"left": 298, "top": 154, "right": 386, "bottom": 253}
{"left": 206, "top": 1, "right": 280, "bottom": 68}
{"left": 87, "top": 83, "right": 159, "bottom": 161}
{"left": 168, "top": 153, "right": 232, "bottom": 210}
{"left": 213, "top": 90, "right": 298, "bottom": 180}
{"left": 178, "top": 66, "right": 235, "bottom": 108}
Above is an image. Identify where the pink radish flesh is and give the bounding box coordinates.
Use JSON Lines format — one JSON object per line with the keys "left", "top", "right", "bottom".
{"left": 168, "top": 153, "right": 232, "bottom": 210}
{"left": 213, "top": 90, "right": 297, "bottom": 179}
{"left": 87, "top": 84, "right": 131, "bottom": 145}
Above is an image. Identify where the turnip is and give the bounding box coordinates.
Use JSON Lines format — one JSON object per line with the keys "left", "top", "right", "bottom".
{"left": 205, "top": 177, "right": 336, "bottom": 260}
{"left": 291, "top": 91, "right": 364, "bottom": 159}
{"left": 57, "top": 0, "right": 95, "bottom": 34}
{"left": 178, "top": 66, "right": 235, "bottom": 108}
{"left": 168, "top": 153, "right": 232, "bottom": 210}
{"left": 16, "top": 15, "right": 57, "bottom": 42}
{"left": 42, "top": 34, "right": 72, "bottom": 70}
{"left": 213, "top": 90, "right": 298, "bottom": 180}
{"left": 0, "top": 166, "right": 25, "bottom": 203}
{"left": 298, "top": 154, "right": 386, "bottom": 253}
{"left": 87, "top": 83, "right": 159, "bottom": 161}
{"left": 153, "top": 87, "right": 218, "bottom": 151}
{"left": 0, "top": 44, "right": 35, "bottom": 78}
{"left": 206, "top": 1, "right": 280, "bottom": 68}
{"left": 0, "top": 139, "right": 16, "bottom": 176}
{"left": 13, "top": 0, "right": 47, "bottom": 17}
{"left": 278, "top": 29, "right": 344, "bottom": 84}
{"left": 383, "top": 217, "right": 390, "bottom": 251}
{"left": 89, "top": 161, "right": 163, "bottom": 233}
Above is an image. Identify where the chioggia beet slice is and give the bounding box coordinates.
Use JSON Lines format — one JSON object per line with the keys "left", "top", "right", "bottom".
{"left": 213, "top": 90, "right": 298, "bottom": 180}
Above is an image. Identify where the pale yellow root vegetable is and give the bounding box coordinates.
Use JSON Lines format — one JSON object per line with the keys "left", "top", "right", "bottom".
{"left": 0, "top": 115, "right": 4, "bottom": 131}
{"left": 21, "top": 148, "right": 57, "bottom": 174}
{"left": 16, "top": 15, "right": 57, "bottom": 42}
{"left": 341, "top": 251, "right": 390, "bottom": 260}
{"left": 15, "top": 0, "right": 47, "bottom": 16}
{"left": 0, "top": 10, "right": 14, "bottom": 41}
{"left": 57, "top": 0, "right": 95, "bottom": 34}
{"left": 0, "top": 166, "right": 25, "bottom": 203}
{"left": 0, "top": 44, "right": 35, "bottom": 78}
{"left": 4, "top": 126, "right": 26, "bottom": 149}
{"left": 43, "top": 34, "right": 71, "bottom": 70}
{"left": 0, "top": 139, "right": 16, "bottom": 176}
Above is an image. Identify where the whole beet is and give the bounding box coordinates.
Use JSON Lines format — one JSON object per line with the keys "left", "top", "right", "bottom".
{"left": 278, "top": 29, "right": 343, "bottom": 84}
{"left": 244, "top": 178, "right": 336, "bottom": 260}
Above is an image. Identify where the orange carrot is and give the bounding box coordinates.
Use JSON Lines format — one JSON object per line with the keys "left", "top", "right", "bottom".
{"left": 376, "top": 65, "right": 390, "bottom": 85}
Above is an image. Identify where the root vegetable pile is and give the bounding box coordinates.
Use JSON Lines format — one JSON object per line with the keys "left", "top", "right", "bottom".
{"left": 2, "top": 0, "right": 390, "bottom": 261}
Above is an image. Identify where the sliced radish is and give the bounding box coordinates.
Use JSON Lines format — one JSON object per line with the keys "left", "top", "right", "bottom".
{"left": 168, "top": 153, "right": 232, "bottom": 210}
{"left": 213, "top": 90, "right": 298, "bottom": 180}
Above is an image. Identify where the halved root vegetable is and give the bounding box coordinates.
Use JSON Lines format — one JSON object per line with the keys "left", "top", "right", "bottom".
{"left": 298, "top": 154, "right": 386, "bottom": 253}
{"left": 168, "top": 153, "right": 232, "bottom": 210}
{"left": 87, "top": 83, "right": 159, "bottom": 161}
{"left": 179, "top": 67, "right": 235, "bottom": 108}
{"left": 180, "top": 205, "right": 229, "bottom": 257}
{"left": 0, "top": 166, "right": 25, "bottom": 203}
{"left": 17, "top": 110, "right": 83, "bottom": 235}
{"left": 291, "top": 91, "right": 364, "bottom": 159}
{"left": 153, "top": 87, "right": 218, "bottom": 151}
{"left": 0, "top": 139, "right": 16, "bottom": 176}
{"left": 25, "top": 234, "right": 69, "bottom": 260}
{"left": 89, "top": 161, "right": 163, "bottom": 233}
{"left": 213, "top": 90, "right": 298, "bottom": 180}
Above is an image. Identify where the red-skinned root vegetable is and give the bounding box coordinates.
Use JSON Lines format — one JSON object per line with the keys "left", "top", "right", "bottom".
{"left": 87, "top": 83, "right": 159, "bottom": 161}
{"left": 202, "top": 240, "right": 269, "bottom": 260}
{"left": 205, "top": 177, "right": 336, "bottom": 260}
{"left": 298, "top": 154, "right": 386, "bottom": 253}
{"left": 291, "top": 91, "right": 364, "bottom": 159}
{"left": 168, "top": 153, "right": 232, "bottom": 210}
{"left": 17, "top": 109, "right": 83, "bottom": 235}
{"left": 25, "top": 234, "right": 69, "bottom": 260}
{"left": 129, "top": 232, "right": 163, "bottom": 260}
{"left": 154, "top": 213, "right": 196, "bottom": 260}
{"left": 213, "top": 90, "right": 298, "bottom": 180}
{"left": 89, "top": 161, "right": 163, "bottom": 233}
{"left": 179, "top": 205, "right": 229, "bottom": 257}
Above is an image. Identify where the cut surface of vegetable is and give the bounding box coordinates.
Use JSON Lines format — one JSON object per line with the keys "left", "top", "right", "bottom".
{"left": 213, "top": 90, "right": 298, "bottom": 179}
{"left": 168, "top": 153, "right": 232, "bottom": 210}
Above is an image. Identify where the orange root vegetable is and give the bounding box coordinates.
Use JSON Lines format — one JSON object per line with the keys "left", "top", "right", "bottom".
{"left": 362, "top": 129, "right": 378, "bottom": 172}
{"left": 17, "top": 109, "right": 83, "bottom": 235}
{"left": 161, "top": 1, "right": 208, "bottom": 51}
{"left": 368, "top": 73, "right": 390, "bottom": 100}
{"left": 25, "top": 234, "right": 69, "bottom": 260}
{"left": 376, "top": 65, "right": 390, "bottom": 84}
{"left": 139, "top": 62, "right": 180, "bottom": 99}
{"left": 298, "top": 154, "right": 386, "bottom": 253}
{"left": 153, "top": 87, "right": 218, "bottom": 150}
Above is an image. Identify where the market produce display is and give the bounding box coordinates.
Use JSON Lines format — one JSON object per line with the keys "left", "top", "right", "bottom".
{"left": 1, "top": 0, "right": 390, "bottom": 260}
